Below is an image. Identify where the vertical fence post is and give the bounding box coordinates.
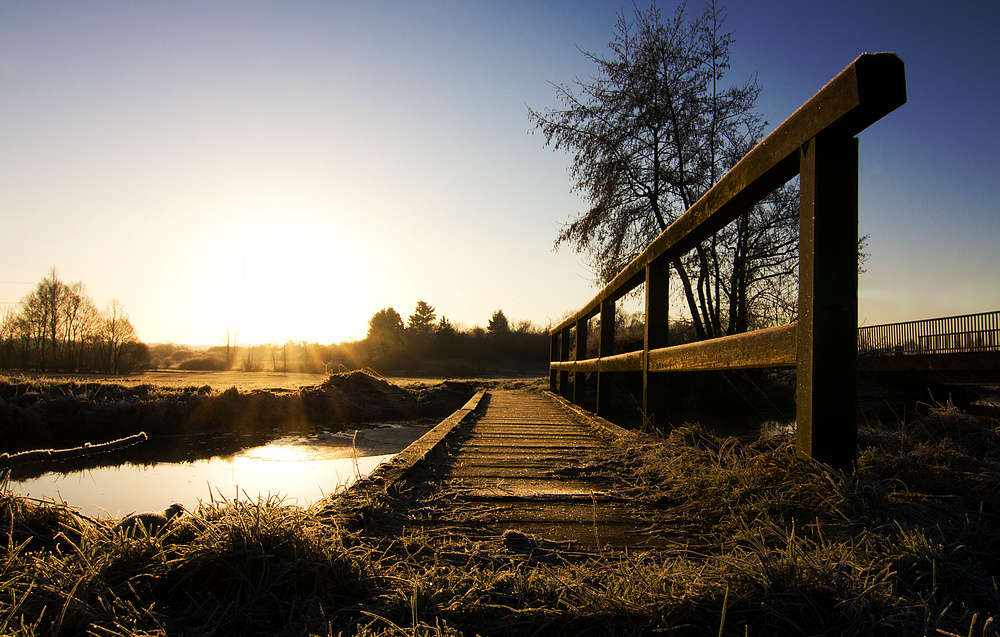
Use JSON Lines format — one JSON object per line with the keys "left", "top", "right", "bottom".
{"left": 797, "top": 133, "right": 859, "bottom": 470}
{"left": 549, "top": 332, "right": 559, "bottom": 392}
{"left": 643, "top": 258, "right": 670, "bottom": 427}
{"left": 574, "top": 317, "right": 589, "bottom": 407}
{"left": 559, "top": 327, "right": 571, "bottom": 399}
{"left": 596, "top": 299, "right": 616, "bottom": 415}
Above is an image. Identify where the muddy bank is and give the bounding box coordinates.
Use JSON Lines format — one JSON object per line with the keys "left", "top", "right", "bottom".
{"left": 0, "top": 372, "right": 479, "bottom": 474}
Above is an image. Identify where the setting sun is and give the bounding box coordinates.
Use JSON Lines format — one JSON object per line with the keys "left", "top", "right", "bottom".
{"left": 1, "top": 1, "right": 997, "bottom": 347}
{"left": 207, "top": 211, "right": 366, "bottom": 346}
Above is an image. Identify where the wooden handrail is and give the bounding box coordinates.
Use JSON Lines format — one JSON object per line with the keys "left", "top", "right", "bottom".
{"left": 549, "top": 53, "right": 906, "bottom": 470}
{"left": 552, "top": 53, "right": 906, "bottom": 334}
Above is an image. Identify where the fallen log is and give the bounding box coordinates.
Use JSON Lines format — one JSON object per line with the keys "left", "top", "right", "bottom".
{"left": 0, "top": 432, "right": 148, "bottom": 471}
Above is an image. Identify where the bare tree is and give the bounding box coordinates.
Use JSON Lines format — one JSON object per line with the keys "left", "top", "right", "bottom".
{"left": 529, "top": 0, "right": 798, "bottom": 338}
{"left": 1, "top": 271, "right": 147, "bottom": 373}
{"left": 60, "top": 280, "right": 100, "bottom": 372}
{"left": 100, "top": 299, "right": 140, "bottom": 373}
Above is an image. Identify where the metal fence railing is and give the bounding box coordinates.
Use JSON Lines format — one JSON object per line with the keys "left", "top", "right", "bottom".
{"left": 859, "top": 311, "right": 1000, "bottom": 355}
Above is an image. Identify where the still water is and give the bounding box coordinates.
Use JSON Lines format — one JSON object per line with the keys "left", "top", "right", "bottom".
{"left": 9, "top": 424, "right": 431, "bottom": 519}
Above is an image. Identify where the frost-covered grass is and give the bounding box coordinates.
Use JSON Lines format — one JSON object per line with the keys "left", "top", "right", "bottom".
{"left": 3, "top": 400, "right": 999, "bottom": 635}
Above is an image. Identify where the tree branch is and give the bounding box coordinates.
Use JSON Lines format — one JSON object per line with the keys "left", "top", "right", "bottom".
{"left": 0, "top": 432, "right": 148, "bottom": 471}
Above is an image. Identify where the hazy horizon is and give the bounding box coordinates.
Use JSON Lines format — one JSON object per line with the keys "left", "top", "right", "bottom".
{"left": 3, "top": 1, "right": 998, "bottom": 346}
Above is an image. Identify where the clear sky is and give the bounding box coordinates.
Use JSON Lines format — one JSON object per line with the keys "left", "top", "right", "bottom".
{"left": 2, "top": 1, "right": 997, "bottom": 346}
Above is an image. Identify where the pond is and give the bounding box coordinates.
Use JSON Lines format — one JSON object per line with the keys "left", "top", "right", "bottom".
{"left": 8, "top": 422, "right": 433, "bottom": 519}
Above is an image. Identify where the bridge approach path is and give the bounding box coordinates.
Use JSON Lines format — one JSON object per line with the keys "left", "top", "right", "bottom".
{"left": 330, "top": 389, "right": 677, "bottom": 551}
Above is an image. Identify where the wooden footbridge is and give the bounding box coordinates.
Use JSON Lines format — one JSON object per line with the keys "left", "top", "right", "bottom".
{"left": 546, "top": 53, "right": 909, "bottom": 470}
{"left": 340, "top": 388, "right": 674, "bottom": 549}
{"left": 339, "top": 54, "right": 996, "bottom": 547}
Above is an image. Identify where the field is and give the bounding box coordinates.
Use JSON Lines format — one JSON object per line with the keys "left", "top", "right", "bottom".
{"left": 5, "top": 370, "right": 452, "bottom": 392}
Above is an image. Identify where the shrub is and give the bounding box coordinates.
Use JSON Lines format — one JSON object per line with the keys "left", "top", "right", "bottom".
{"left": 178, "top": 356, "right": 226, "bottom": 371}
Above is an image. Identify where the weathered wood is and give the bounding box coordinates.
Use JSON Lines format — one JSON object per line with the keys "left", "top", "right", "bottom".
{"left": 549, "top": 333, "right": 559, "bottom": 392}
{"left": 596, "top": 299, "right": 616, "bottom": 415}
{"left": 550, "top": 351, "right": 642, "bottom": 374}
{"left": 0, "top": 432, "right": 148, "bottom": 470}
{"left": 549, "top": 53, "right": 905, "bottom": 469}
{"left": 644, "top": 259, "right": 671, "bottom": 422}
{"left": 796, "top": 134, "right": 859, "bottom": 470}
{"left": 559, "top": 328, "right": 570, "bottom": 398}
{"left": 573, "top": 317, "right": 588, "bottom": 406}
{"left": 648, "top": 324, "right": 797, "bottom": 372}
{"left": 550, "top": 53, "right": 905, "bottom": 335}
{"left": 552, "top": 326, "right": 796, "bottom": 374}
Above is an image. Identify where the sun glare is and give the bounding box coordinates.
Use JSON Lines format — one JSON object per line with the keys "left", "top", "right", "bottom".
{"left": 203, "top": 209, "right": 366, "bottom": 346}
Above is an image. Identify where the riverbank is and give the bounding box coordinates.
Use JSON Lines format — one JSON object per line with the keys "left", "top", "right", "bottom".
{"left": 1, "top": 397, "right": 998, "bottom": 635}
{"left": 0, "top": 371, "right": 482, "bottom": 479}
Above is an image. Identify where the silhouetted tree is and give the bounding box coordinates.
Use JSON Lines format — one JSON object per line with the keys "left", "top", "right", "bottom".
{"left": 487, "top": 310, "right": 510, "bottom": 337}
{"left": 407, "top": 301, "right": 437, "bottom": 358}
{"left": 529, "top": 0, "right": 798, "bottom": 338}
{"left": 408, "top": 301, "right": 436, "bottom": 333}
{"left": 368, "top": 308, "right": 405, "bottom": 339}
{"left": 469, "top": 326, "right": 488, "bottom": 373}
{"left": 365, "top": 307, "right": 406, "bottom": 370}
{"left": 99, "top": 299, "right": 142, "bottom": 373}
{"left": 0, "top": 270, "right": 148, "bottom": 373}
{"left": 61, "top": 280, "right": 99, "bottom": 372}
{"left": 434, "top": 316, "right": 462, "bottom": 359}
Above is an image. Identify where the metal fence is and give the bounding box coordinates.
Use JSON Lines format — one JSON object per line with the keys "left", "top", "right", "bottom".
{"left": 859, "top": 311, "right": 1000, "bottom": 355}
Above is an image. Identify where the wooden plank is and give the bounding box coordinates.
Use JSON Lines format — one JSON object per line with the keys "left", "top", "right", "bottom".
{"left": 647, "top": 324, "right": 797, "bottom": 372}
{"left": 550, "top": 53, "right": 905, "bottom": 335}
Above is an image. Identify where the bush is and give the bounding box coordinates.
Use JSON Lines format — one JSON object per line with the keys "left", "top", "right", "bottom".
{"left": 178, "top": 356, "right": 226, "bottom": 371}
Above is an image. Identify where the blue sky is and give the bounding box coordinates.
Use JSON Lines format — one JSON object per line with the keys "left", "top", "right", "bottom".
{"left": 1, "top": 1, "right": 997, "bottom": 345}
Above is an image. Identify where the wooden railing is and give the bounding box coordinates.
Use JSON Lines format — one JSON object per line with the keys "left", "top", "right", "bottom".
{"left": 549, "top": 53, "right": 907, "bottom": 470}
{"left": 860, "top": 311, "right": 1000, "bottom": 356}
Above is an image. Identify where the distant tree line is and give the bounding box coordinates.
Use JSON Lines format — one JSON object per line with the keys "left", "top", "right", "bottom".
{"left": 0, "top": 269, "right": 150, "bottom": 374}
{"left": 360, "top": 302, "right": 549, "bottom": 374}
{"left": 150, "top": 302, "right": 551, "bottom": 376}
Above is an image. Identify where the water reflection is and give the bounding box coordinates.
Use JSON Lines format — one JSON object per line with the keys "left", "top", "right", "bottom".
{"left": 9, "top": 424, "right": 431, "bottom": 518}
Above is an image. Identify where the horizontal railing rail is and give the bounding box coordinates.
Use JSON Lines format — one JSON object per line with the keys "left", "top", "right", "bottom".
{"left": 859, "top": 310, "right": 1000, "bottom": 355}
{"left": 550, "top": 53, "right": 907, "bottom": 470}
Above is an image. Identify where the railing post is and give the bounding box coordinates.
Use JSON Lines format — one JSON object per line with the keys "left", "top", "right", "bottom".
{"left": 643, "top": 258, "right": 670, "bottom": 427}
{"left": 549, "top": 332, "right": 559, "bottom": 392}
{"left": 796, "top": 133, "right": 859, "bottom": 470}
{"left": 559, "top": 327, "right": 571, "bottom": 399}
{"left": 596, "top": 299, "right": 615, "bottom": 415}
{"left": 574, "top": 317, "right": 589, "bottom": 406}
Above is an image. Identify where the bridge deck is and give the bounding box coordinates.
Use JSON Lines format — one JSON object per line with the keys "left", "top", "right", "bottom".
{"left": 338, "top": 389, "right": 674, "bottom": 550}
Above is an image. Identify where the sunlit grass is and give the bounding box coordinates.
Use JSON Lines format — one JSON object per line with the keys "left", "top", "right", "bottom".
{"left": 2, "top": 401, "right": 999, "bottom": 635}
